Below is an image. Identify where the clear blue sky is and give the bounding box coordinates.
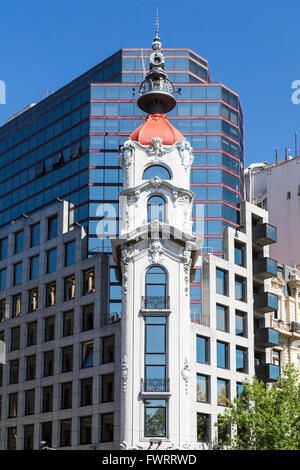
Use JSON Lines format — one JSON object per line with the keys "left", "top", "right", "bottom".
{"left": 0, "top": 0, "right": 300, "bottom": 166}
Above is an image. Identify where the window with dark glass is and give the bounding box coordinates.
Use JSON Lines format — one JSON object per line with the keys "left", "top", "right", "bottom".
{"left": 217, "top": 415, "right": 231, "bottom": 446}
{"left": 9, "top": 359, "right": 19, "bottom": 384}
{"left": 12, "top": 294, "right": 22, "bottom": 318}
{"left": 234, "top": 241, "right": 246, "bottom": 267}
{"left": 82, "top": 342, "right": 93, "bottom": 369}
{"left": 235, "top": 310, "right": 247, "bottom": 337}
{"left": 143, "top": 165, "right": 171, "bottom": 180}
{"left": 24, "top": 389, "right": 35, "bottom": 415}
{"left": 62, "top": 345, "right": 73, "bottom": 372}
{"left": 82, "top": 304, "right": 94, "bottom": 331}
{"left": 23, "top": 424, "right": 34, "bottom": 450}
{"left": 102, "top": 336, "right": 115, "bottom": 363}
{"left": 48, "top": 215, "right": 58, "bottom": 240}
{"left": 216, "top": 304, "right": 228, "bottom": 332}
{"left": 147, "top": 195, "right": 165, "bottom": 222}
{"left": 11, "top": 326, "right": 20, "bottom": 351}
{"left": 216, "top": 268, "right": 228, "bottom": 296}
{"left": 63, "top": 310, "right": 74, "bottom": 336}
{"left": 28, "top": 288, "right": 38, "bottom": 313}
{"left": 144, "top": 399, "right": 167, "bottom": 438}
{"left": 44, "top": 316, "right": 55, "bottom": 342}
{"left": 41, "top": 422, "right": 52, "bottom": 448}
{"left": 80, "top": 377, "right": 93, "bottom": 407}
{"left": 30, "top": 223, "right": 40, "bottom": 247}
{"left": 0, "top": 268, "right": 6, "bottom": 290}
{"left": 0, "top": 237, "right": 8, "bottom": 261}
{"left": 42, "top": 386, "right": 53, "bottom": 413}
{"left": 14, "top": 231, "right": 24, "bottom": 254}
{"left": 83, "top": 268, "right": 95, "bottom": 295}
{"left": 27, "top": 321, "right": 37, "bottom": 346}
{"left": 64, "top": 275, "right": 75, "bottom": 302}
{"left": 8, "top": 392, "right": 18, "bottom": 418}
{"left": 235, "top": 276, "right": 246, "bottom": 302}
{"left": 7, "top": 427, "right": 17, "bottom": 450}
{"left": 60, "top": 419, "right": 72, "bottom": 447}
{"left": 145, "top": 266, "right": 167, "bottom": 309}
{"left": 80, "top": 416, "right": 92, "bottom": 445}
{"left": 13, "top": 262, "right": 23, "bottom": 286}
{"left": 46, "top": 282, "right": 56, "bottom": 307}
{"left": 217, "top": 341, "right": 229, "bottom": 369}
{"left": 197, "top": 374, "right": 209, "bottom": 403}
{"left": 145, "top": 316, "right": 167, "bottom": 391}
{"left": 236, "top": 347, "right": 248, "bottom": 373}
{"left": 196, "top": 335, "right": 209, "bottom": 364}
{"left": 46, "top": 248, "right": 57, "bottom": 274}
{"left": 61, "top": 382, "right": 72, "bottom": 409}
{"left": 44, "top": 350, "right": 54, "bottom": 377}
{"left": 65, "top": 240, "right": 76, "bottom": 267}
{"left": 236, "top": 382, "right": 245, "bottom": 399}
{"left": 101, "top": 374, "right": 114, "bottom": 403}
{"left": 0, "top": 363, "right": 3, "bottom": 387}
{"left": 26, "top": 355, "right": 36, "bottom": 381}
{"left": 217, "top": 378, "right": 229, "bottom": 406}
{"left": 100, "top": 413, "right": 114, "bottom": 442}
{"left": 29, "top": 255, "right": 39, "bottom": 280}
{"left": 197, "top": 413, "right": 210, "bottom": 442}
{"left": 0, "top": 299, "right": 5, "bottom": 322}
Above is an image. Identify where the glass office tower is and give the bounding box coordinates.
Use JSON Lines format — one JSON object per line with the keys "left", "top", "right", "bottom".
{"left": 0, "top": 48, "right": 244, "bottom": 322}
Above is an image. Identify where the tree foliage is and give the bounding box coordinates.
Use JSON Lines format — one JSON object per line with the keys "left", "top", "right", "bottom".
{"left": 216, "top": 364, "right": 300, "bottom": 450}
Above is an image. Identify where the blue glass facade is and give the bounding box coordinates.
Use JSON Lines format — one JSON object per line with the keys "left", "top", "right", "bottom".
{"left": 0, "top": 48, "right": 243, "bottom": 322}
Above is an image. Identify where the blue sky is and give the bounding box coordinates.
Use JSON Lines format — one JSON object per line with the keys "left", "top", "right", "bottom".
{"left": 0, "top": 0, "right": 300, "bottom": 166}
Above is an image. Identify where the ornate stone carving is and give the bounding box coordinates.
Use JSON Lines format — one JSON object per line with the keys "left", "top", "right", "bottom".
{"left": 181, "top": 357, "right": 190, "bottom": 395}
{"left": 119, "top": 140, "right": 135, "bottom": 185}
{"left": 181, "top": 248, "right": 192, "bottom": 295}
{"left": 120, "top": 441, "right": 144, "bottom": 450}
{"left": 121, "top": 248, "right": 133, "bottom": 295}
{"left": 121, "top": 355, "right": 129, "bottom": 392}
{"left": 150, "top": 176, "right": 162, "bottom": 188}
{"left": 147, "top": 137, "right": 165, "bottom": 158}
{"left": 148, "top": 236, "right": 164, "bottom": 264}
{"left": 176, "top": 139, "right": 194, "bottom": 171}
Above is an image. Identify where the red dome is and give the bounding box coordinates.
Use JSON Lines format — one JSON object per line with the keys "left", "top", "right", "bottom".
{"left": 130, "top": 113, "right": 183, "bottom": 145}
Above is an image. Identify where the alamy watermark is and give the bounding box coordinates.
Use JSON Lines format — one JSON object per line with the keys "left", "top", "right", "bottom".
{"left": 291, "top": 80, "right": 300, "bottom": 104}
{"left": 0, "top": 80, "right": 6, "bottom": 104}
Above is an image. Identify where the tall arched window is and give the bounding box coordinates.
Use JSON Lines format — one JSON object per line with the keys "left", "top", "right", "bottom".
{"left": 147, "top": 195, "right": 165, "bottom": 222}
{"left": 143, "top": 165, "right": 171, "bottom": 180}
{"left": 145, "top": 266, "right": 168, "bottom": 309}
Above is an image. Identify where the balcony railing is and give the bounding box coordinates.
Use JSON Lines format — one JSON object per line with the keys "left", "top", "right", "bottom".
{"left": 253, "top": 258, "right": 278, "bottom": 280}
{"left": 141, "top": 378, "right": 170, "bottom": 393}
{"left": 142, "top": 296, "right": 170, "bottom": 310}
{"left": 255, "top": 363, "right": 280, "bottom": 383}
{"left": 252, "top": 223, "right": 277, "bottom": 246}
{"left": 254, "top": 292, "right": 278, "bottom": 313}
{"left": 255, "top": 327, "right": 279, "bottom": 347}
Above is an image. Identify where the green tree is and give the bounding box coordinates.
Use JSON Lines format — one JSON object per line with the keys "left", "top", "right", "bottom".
{"left": 216, "top": 364, "right": 300, "bottom": 450}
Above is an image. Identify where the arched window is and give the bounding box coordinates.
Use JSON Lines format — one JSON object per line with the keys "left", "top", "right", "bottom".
{"left": 143, "top": 165, "right": 171, "bottom": 180}
{"left": 147, "top": 196, "right": 165, "bottom": 222}
{"left": 145, "top": 266, "right": 168, "bottom": 309}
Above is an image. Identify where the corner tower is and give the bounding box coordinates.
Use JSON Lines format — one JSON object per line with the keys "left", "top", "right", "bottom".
{"left": 112, "top": 27, "right": 200, "bottom": 449}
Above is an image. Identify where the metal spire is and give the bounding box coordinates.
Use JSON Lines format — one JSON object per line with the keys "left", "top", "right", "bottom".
{"left": 155, "top": 7, "right": 159, "bottom": 39}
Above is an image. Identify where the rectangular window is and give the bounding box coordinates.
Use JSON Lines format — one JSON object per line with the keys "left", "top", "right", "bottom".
{"left": 11, "top": 326, "right": 20, "bottom": 351}
{"left": 101, "top": 374, "right": 114, "bottom": 403}
{"left": 29, "top": 255, "right": 39, "bottom": 280}
{"left": 216, "top": 268, "right": 228, "bottom": 296}
{"left": 23, "top": 424, "right": 34, "bottom": 450}
{"left": 9, "top": 359, "right": 19, "bottom": 384}
{"left": 82, "top": 304, "right": 94, "bottom": 331}
{"left": 217, "top": 341, "right": 229, "bottom": 369}
{"left": 65, "top": 240, "right": 76, "bottom": 266}
{"left": 26, "top": 355, "right": 36, "bottom": 381}
{"left": 47, "top": 248, "right": 57, "bottom": 273}
{"left": 81, "top": 377, "right": 93, "bottom": 407}
{"left": 14, "top": 231, "right": 24, "bottom": 254}
{"left": 235, "top": 310, "right": 247, "bottom": 337}
{"left": 46, "top": 282, "right": 56, "bottom": 307}
{"left": 0, "top": 299, "right": 5, "bottom": 322}
{"left": 0, "top": 268, "right": 6, "bottom": 290}
{"left": 82, "top": 342, "right": 93, "bottom": 369}
{"left": 27, "top": 321, "right": 37, "bottom": 346}
{"left": 100, "top": 413, "right": 114, "bottom": 442}
{"left": 216, "top": 304, "right": 229, "bottom": 332}
{"left": 44, "top": 316, "right": 55, "bottom": 342}
{"left": 30, "top": 223, "right": 40, "bottom": 247}
{"left": 28, "top": 288, "right": 38, "bottom": 313}
{"left": 7, "top": 427, "right": 17, "bottom": 450}
{"left": 196, "top": 335, "right": 209, "bottom": 364}
{"left": 61, "top": 382, "right": 72, "bottom": 409}
{"left": 41, "top": 422, "right": 52, "bottom": 448}
{"left": 42, "top": 386, "right": 53, "bottom": 413}
{"left": 197, "top": 413, "right": 210, "bottom": 442}
{"left": 8, "top": 392, "right": 18, "bottom": 418}
{"left": 13, "top": 262, "right": 23, "bottom": 286}
{"left": 217, "top": 378, "right": 229, "bottom": 406}
{"left": 64, "top": 275, "right": 75, "bottom": 301}
{"left": 102, "top": 336, "right": 115, "bottom": 363}
{"left": 60, "top": 419, "right": 72, "bottom": 447}
{"left": 144, "top": 399, "right": 167, "bottom": 437}
{"left": 63, "top": 310, "right": 74, "bottom": 336}
{"left": 24, "top": 389, "right": 35, "bottom": 415}
{"left": 62, "top": 346, "right": 73, "bottom": 372}
{"left": 44, "top": 350, "right": 54, "bottom": 376}
{"left": 0, "top": 237, "right": 8, "bottom": 260}
{"left": 145, "top": 316, "right": 167, "bottom": 392}
{"left": 12, "top": 294, "right": 22, "bottom": 318}
{"left": 234, "top": 241, "right": 246, "bottom": 267}
{"left": 236, "top": 347, "right": 248, "bottom": 373}
{"left": 196, "top": 374, "right": 209, "bottom": 403}
{"left": 235, "top": 276, "right": 247, "bottom": 302}
{"left": 83, "top": 268, "right": 95, "bottom": 295}
{"left": 217, "top": 415, "right": 230, "bottom": 446}
{"left": 48, "top": 215, "right": 58, "bottom": 240}
{"left": 80, "top": 416, "right": 92, "bottom": 445}
{"left": 236, "top": 382, "right": 245, "bottom": 398}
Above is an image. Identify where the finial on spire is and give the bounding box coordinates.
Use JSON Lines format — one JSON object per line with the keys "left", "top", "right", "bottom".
{"left": 155, "top": 7, "right": 159, "bottom": 38}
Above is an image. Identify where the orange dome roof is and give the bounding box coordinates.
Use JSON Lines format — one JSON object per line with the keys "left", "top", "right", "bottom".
{"left": 130, "top": 113, "right": 183, "bottom": 145}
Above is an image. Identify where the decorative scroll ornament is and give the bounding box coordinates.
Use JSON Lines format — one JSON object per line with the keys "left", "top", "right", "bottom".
{"left": 181, "top": 357, "right": 190, "bottom": 395}
{"left": 176, "top": 139, "right": 194, "bottom": 172}
{"left": 148, "top": 236, "right": 164, "bottom": 264}
{"left": 150, "top": 176, "right": 162, "bottom": 188}
{"left": 119, "top": 140, "right": 135, "bottom": 185}
{"left": 120, "top": 441, "right": 144, "bottom": 451}
{"left": 121, "top": 355, "right": 129, "bottom": 392}
{"left": 182, "top": 248, "right": 192, "bottom": 295}
{"left": 147, "top": 137, "right": 165, "bottom": 158}
{"left": 121, "top": 248, "right": 133, "bottom": 295}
